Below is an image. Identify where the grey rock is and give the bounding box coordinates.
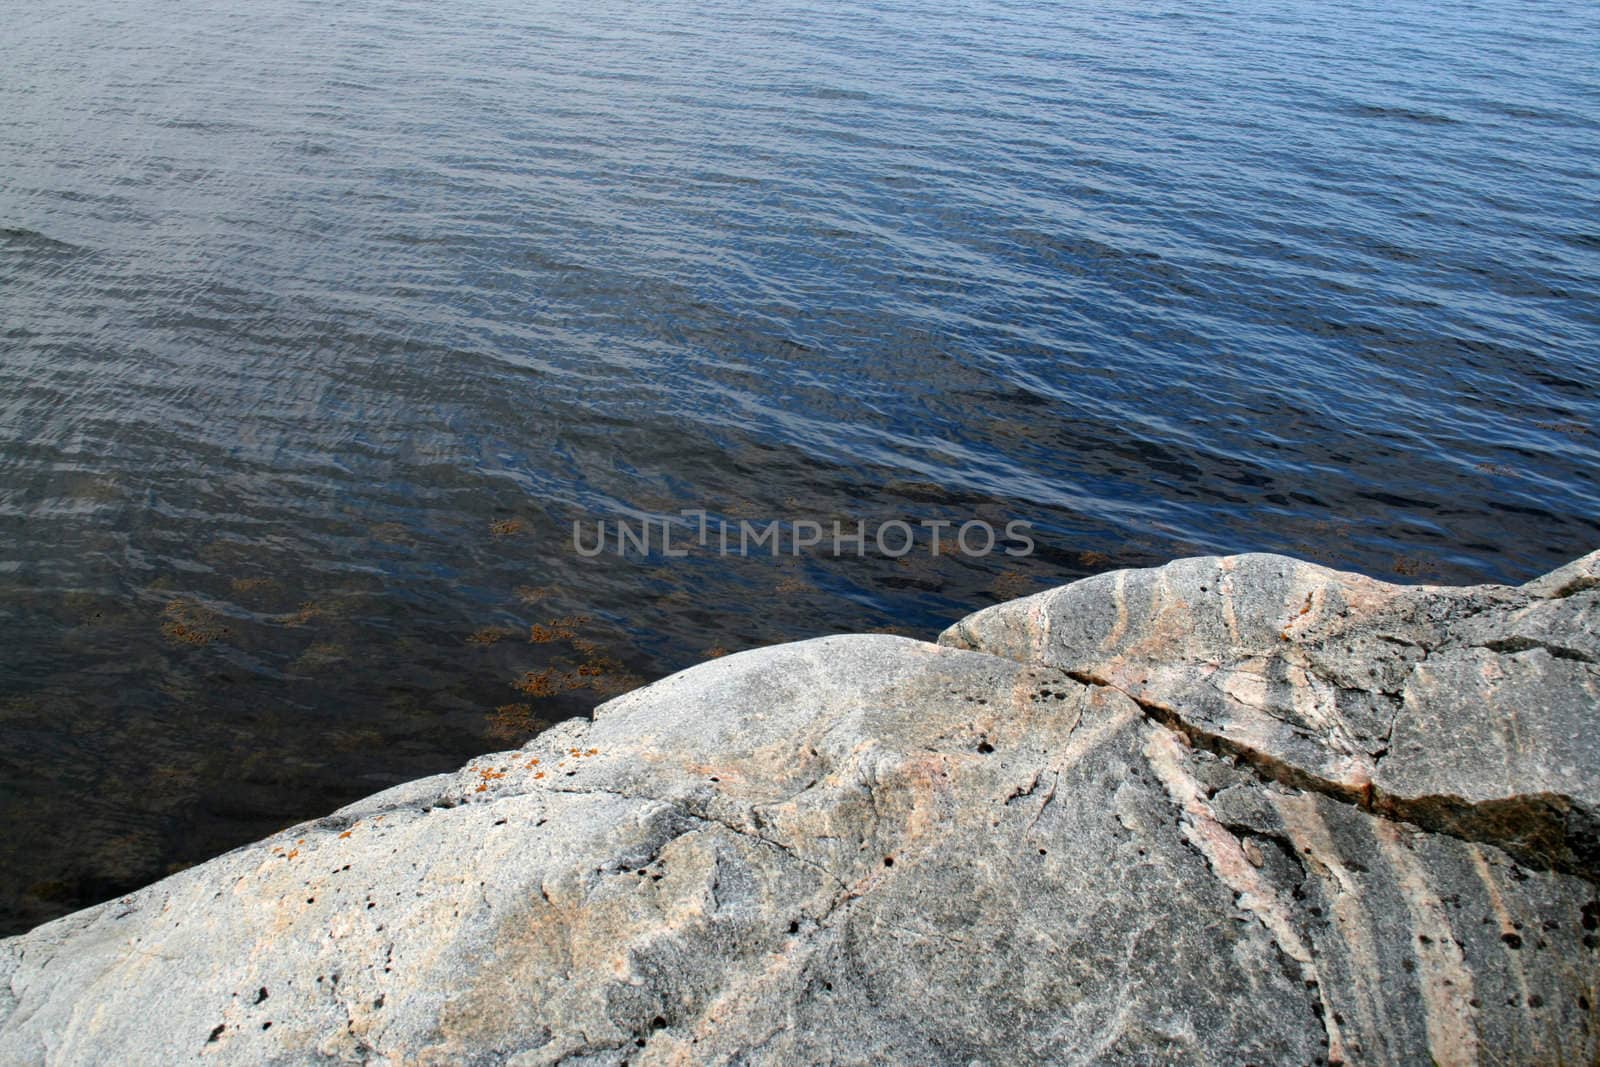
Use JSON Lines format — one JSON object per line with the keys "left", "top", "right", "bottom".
{"left": 2, "top": 553, "right": 1597, "bottom": 1066}
{"left": 941, "top": 550, "right": 1600, "bottom": 876}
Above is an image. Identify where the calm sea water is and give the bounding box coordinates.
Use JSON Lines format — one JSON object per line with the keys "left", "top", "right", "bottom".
{"left": 2, "top": 0, "right": 1597, "bottom": 932}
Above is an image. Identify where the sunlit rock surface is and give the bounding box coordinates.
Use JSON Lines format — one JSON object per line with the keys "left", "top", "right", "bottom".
{"left": 941, "top": 550, "right": 1600, "bottom": 877}
{"left": 3, "top": 552, "right": 1596, "bottom": 1065}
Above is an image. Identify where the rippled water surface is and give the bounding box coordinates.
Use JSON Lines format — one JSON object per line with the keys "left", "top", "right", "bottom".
{"left": 2, "top": 0, "right": 1597, "bottom": 931}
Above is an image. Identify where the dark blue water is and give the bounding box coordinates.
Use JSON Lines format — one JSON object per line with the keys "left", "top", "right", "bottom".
{"left": 2, "top": 0, "right": 1597, "bottom": 931}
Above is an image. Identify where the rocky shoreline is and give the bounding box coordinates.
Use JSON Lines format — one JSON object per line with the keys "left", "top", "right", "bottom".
{"left": 2, "top": 550, "right": 1596, "bottom": 1065}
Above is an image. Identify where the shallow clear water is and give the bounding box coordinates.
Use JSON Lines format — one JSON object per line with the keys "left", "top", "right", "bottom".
{"left": 1, "top": 0, "right": 1597, "bottom": 931}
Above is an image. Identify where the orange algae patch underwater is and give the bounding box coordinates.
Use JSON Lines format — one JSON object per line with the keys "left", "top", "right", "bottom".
{"left": 281, "top": 601, "right": 325, "bottom": 626}
{"left": 160, "top": 598, "right": 231, "bottom": 646}
{"left": 491, "top": 617, "right": 649, "bottom": 740}
{"left": 511, "top": 668, "right": 586, "bottom": 698}
{"left": 487, "top": 703, "right": 549, "bottom": 742}
{"left": 528, "top": 616, "right": 588, "bottom": 643}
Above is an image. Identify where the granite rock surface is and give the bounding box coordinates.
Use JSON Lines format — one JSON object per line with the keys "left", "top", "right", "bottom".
{"left": 1, "top": 551, "right": 1596, "bottom": 1065}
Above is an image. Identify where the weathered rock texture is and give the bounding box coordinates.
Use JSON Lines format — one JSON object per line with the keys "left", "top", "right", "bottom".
{"left": 2, "top": 551, "right": 1596, "bottom": 1065}
{"left": 941, "top": 550, "right": 1600, "bottom": 878}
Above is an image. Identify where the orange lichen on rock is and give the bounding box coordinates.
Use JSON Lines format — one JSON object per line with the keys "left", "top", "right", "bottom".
{"left": 467, "top": 627, "right": 514, "bottom": 646}
{"left": 1280, "top": 593, "right": 1316, "bottom": 641}
{"left": 489, "top": 519, "right": 525, "bottom": 538}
